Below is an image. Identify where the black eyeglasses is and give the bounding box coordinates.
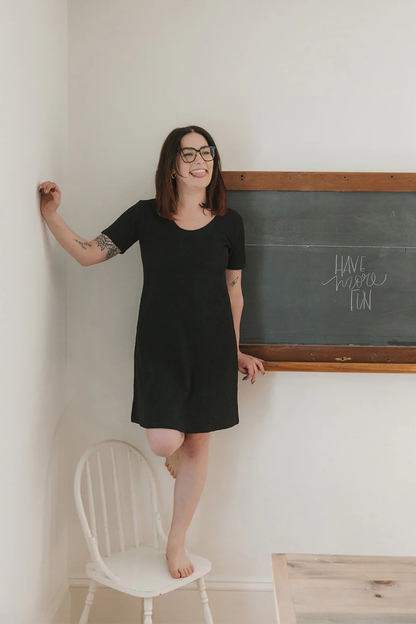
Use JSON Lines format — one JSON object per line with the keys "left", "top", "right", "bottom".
{"left": 178, "top": 146, "right": 216, "bottom": 163}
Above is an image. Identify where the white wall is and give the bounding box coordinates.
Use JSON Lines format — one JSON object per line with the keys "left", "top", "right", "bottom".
{"left": 62, "top": 0, "right": 416, "bottom": 622}
{"left": 0, "top": 1, "right": 69, "bottom": 623}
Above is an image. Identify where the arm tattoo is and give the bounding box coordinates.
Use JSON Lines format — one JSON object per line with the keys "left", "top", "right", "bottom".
{"left": 74, "top": 239, "right": 92, "bottom": 250}
{"left": 229, "top": 276, "right": 240, "bottom": 287}
{"left": 93, "top": 233, "right": 121, "bottom": 260}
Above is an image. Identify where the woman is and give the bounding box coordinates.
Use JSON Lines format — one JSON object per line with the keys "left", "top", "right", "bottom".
{"left": 39, "top": 125, "right": 265, "bottom": 580}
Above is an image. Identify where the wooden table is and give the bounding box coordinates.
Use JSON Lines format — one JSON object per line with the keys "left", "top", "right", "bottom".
{"left": 271, "top": 553, "right": 416, "bottom": 623}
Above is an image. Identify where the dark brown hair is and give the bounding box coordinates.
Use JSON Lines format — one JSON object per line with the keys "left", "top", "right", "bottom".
{"left": 155, "top": 125, "right": 227, "bottom": 220}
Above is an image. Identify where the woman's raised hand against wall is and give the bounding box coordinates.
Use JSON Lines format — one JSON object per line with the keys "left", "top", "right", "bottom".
{"left": 38, "top": 181, "right": 61, "bottom": 215}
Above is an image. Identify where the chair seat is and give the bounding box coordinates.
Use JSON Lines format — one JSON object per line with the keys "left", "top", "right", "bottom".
{"left": 86, "top": 546, "right": 212, "bottom": 598}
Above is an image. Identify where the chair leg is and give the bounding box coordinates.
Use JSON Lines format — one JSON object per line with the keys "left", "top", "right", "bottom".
{"left": 196, "top": 576, "right": 214, "bottom": 624}
{"left": 143, "top": 596, "right": 153, "bottom": 624}
{"left": 79, "top": 580, "right": 98, "bottom": 624}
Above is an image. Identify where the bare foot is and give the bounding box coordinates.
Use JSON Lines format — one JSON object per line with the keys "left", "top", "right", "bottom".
{"left": 165, "top": 448, "right": 180, "bottom": 479}
{"left": 166, "top": 541, "right": 195, "bottom": 578}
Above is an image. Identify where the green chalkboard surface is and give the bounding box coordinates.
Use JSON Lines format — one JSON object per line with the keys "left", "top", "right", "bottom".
{"left": 226, "top": 185, "right": 416, "bottom": 351}
{"left": 228, "top": 191, "right": 416, "bottom": 346}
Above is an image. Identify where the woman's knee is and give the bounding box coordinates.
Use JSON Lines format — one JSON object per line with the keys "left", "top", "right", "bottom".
{"left": 146, "top": 428, "right": 185, "bottom": 457}
{"left": 181, "top": 432, "right": 210, "bottom": 458}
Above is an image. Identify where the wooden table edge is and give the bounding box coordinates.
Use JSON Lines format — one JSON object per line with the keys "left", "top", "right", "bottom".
{"left": 271, "top": 553, "right": 297, "bottom": 624}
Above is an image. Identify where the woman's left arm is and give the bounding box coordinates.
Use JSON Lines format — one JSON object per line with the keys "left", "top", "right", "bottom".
{"left": 226, "top": 269, "right": 266, "bottom": 383}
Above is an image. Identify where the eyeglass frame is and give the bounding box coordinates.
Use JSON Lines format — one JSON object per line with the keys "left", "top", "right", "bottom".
{"left": 177, "top": 146, "right": 216, "bottom": 163}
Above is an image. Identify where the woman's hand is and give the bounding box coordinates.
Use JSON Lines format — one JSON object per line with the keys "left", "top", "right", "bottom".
{"left": 38, "top": 181, "right": 61, "bottom": 216}
{"left": 238, "top": 351, "right": 266, "bottom": 384}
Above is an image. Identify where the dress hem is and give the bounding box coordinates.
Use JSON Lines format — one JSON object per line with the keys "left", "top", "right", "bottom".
{"left": 132, "top": 419, "right": 239, "bottom": 434}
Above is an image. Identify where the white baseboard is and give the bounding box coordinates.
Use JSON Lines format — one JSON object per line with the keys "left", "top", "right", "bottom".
{"left": 41, "top": 578, "right": 70, "bottom": 624}
{"left": 68, "top": 574, "right": 277, "bottom": 624}
{"left": 68, "top": 573, "right": 274, "bottom": 592}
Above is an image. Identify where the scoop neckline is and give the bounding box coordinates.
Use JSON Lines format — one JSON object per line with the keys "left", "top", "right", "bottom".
{"left": 172, "top": 214, "right": 218, "bottom": 232}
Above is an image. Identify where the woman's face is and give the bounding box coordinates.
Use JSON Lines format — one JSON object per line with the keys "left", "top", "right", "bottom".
{"left": 175, "top": 132, "right": 214, "bottom": 192}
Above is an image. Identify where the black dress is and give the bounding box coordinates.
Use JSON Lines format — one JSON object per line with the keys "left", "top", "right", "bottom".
{"left": 101, "top": 198, "right": 247, "bottom": 434}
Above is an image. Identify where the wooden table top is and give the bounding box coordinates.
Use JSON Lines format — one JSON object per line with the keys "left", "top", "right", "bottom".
{"left": 271, "top": 553, "right": 416, "bottom": 624}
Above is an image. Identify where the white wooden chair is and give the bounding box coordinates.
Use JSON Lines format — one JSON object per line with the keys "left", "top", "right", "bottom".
{"left": 74, "top": 439, "right": 214, "bottom": 624}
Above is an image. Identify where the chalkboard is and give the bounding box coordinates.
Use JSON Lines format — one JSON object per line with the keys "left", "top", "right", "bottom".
{"left": 223, "top": 172, "right": 416, "bottom": 371}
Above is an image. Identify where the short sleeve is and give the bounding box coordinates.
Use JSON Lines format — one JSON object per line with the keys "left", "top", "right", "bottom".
{"left": 100, "top": 200, "right": 142, "bottom": 254}
{"left": 227, "top": 212, "right": 247, "bottom": 269}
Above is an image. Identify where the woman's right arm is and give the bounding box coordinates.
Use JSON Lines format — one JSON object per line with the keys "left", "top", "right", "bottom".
{"left": 39, "top": 181, "right": 120, "bottom": 266}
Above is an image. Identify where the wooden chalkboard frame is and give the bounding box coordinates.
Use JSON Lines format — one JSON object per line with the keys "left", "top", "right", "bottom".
{"left": 223, "top": 171, "right": 416, "bottom": 373}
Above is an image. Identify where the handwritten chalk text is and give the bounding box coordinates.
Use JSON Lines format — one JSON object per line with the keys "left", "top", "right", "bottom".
{"left": 322, "top": 254, "right": 387, "bottom": 311}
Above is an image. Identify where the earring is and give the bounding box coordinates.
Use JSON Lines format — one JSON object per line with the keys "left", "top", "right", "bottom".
{"left": 171, "top": 172, "right": 176, "bottom": 179}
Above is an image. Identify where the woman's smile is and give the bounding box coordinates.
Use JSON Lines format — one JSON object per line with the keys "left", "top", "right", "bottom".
{"left": 190, "top": 168, "right": 208, "bottom": 178}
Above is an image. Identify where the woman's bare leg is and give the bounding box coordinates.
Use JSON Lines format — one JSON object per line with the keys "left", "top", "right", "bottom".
{"left": 146, "top": 428, "right": 185, "bottom": 458}
{"left": 146, "top": 429, "right": 210, "bottom": 579}
{"left": 144, "top": 428, "right": 183, "bottom": 478}
{"left": 166, "top": 433, "right": 210, "bottom": 578}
